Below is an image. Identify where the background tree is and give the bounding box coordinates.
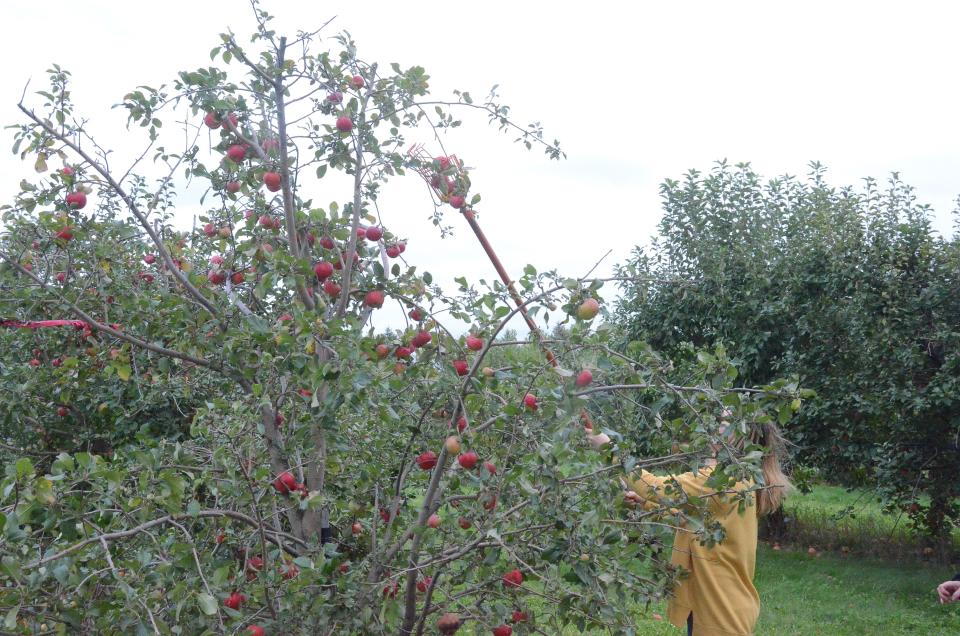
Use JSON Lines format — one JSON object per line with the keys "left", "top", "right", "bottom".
{"left": 615, "top": 160, "right": 960, "bottom": 542}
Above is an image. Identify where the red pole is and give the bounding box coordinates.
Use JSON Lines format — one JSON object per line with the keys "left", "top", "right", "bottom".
{"left": 460, "top": 209, "right": 557, "bottom": 367}
{"left": 460, "top": 209, "right": 596, "bottom": 429}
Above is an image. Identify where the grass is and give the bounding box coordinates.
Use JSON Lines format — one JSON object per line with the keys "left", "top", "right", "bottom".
{"left": 618, "top": 546, "right": 960, "bottom": 635}
{"left": 773, "top": 483, "right": 960, "bottom": 561}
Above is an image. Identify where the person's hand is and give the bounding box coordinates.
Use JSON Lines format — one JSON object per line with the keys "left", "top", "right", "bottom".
{"left": 937, "top": 580, "right": 960, "bottom": 604}
{"left": 623, "top": 490, "right": 643, "bottom": 508}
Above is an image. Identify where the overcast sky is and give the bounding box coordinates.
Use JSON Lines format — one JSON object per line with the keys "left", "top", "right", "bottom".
{"left": 3, "top": 1, "right": 958, "bottom": 332}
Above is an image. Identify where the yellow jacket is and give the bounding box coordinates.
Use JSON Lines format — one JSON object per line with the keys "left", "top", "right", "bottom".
{"left": 625, "top": 467, "right": 759, "bottom": 636}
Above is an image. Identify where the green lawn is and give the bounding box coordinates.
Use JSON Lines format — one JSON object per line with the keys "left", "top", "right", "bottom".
{"left": 624, "top": 545, "right": 960, "bottom": 635}
{"left": 776, "top": 483, "right": 960, "bottom": 561}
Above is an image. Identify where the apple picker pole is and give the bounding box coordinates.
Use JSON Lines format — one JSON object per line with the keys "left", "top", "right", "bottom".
{"left": 459, "top": 209, "right": 597, "bottom": 429}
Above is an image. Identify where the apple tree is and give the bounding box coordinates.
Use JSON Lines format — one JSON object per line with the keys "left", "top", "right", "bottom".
{"left": 0, "top": 6, "right": 802, "bottom": 634}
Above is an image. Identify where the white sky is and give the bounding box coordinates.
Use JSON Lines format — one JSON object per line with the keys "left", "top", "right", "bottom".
{"left": 3, "top": 1, "right": 958, "bottom": 333}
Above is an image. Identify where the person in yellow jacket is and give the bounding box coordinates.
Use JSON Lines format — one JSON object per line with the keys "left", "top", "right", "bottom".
{"left": 622, "top": 420, "right": 792, "bottom": 636}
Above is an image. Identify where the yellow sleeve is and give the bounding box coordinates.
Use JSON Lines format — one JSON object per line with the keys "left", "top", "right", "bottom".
{"left": 624, "top": 469, "right": 710, "bottom": 511}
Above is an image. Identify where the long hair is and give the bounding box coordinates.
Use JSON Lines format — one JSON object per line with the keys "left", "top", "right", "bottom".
{"left": 749, "top": 422, "right": 793, "bottom": 516}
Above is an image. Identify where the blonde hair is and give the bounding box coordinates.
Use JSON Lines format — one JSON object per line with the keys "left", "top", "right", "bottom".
{"left": 749, "top": 422, "right": 793, "bottom": 516}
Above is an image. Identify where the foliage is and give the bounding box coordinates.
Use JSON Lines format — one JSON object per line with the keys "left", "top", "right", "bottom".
{"left": 615, "top": 160, "right": 960, "bottom": 539}
{"left": 0, "top": 8, "right": 799, "bottom": 635}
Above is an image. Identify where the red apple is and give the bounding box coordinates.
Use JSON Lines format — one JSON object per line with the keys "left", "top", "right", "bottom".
{"left": 409, "top": 308, "right": 424, "bottom": 321}
{"left": 207, "top": 269, "right": 226, "bottom": 285}
{"left": 449, "top": 195, "right": 466, "bottom": 209}
{"left": 350, "top": 75, "right": 365, "bottom": 89}
{"left": 272, "top": 471, "right": 298, "bottom": 494}
{"left": 412, "top": 331, "right": 432, "bottom": 348}
{"left": 143, "top": 254, "right": 156, "bottom": 264}
{"left": 339, "top": 562, "right": 350, "bottom": 574}
{"left": 452, "top": 360, "right": 469, "bottom": 376}
{"left": 575, "top": 370, "right": 593, "bottom": 387}
{"left": 523, "top": 393, "right": 538, "bottom": 411}
{"left": 493, "top": 626, "right": 513, "bottom": 636}
{"left": 483, "top": 494, "right": 497, "bottom": 511}
{"left": 483, "top": 461, "right": 497, "bottom": 475}
{"left": 313, "top": 261, "right": 333, "bottom": 280}
{"left": 326, "top": 91, "right": 343, "bottom": 103}
{"left": 55, "top": 272, "right": 67, "bottom": 283}
{"left": 51, "top": 357, "right": 63, "bottom": 367}
{"left": 457, "top": 417, "right": 467, "bottom": 433}
{"left": 223, "top": 112, "right": 239, "bottom": 129}
{"left": 386, "top": 245, "right": 401, "bottom": 258}
{"left": 247, "top": 627, "right": 265, "bottom": 636}
{"left": 226, "top": 145, "right": 246, "bottom": 163}
{"left": 416, "top": 451, "right": 438, "bottom": 470}
{"left": 445, "top": 436, "right": 461, "bottom": 454}
{"left": 458, "top": 517, "right": 471, "bottom": 529}
{"left": 60, "top": 166, "right": 75, "bottom": 177}
{"left": 577, "top": 298, "right": 600, "bottom": 320}
{"left": 225, "top": 181, "right": 241, "bottom": 193}
{"left": 364, "top": 290, "right": 385, "bottom": 308}
{"left": 436, "top": 156, "right": 452, "bottom": 171}
{"left": 224, "top": 591, "right": 246, "bottom": 610}
{"left": 65, "top": 191, "right": 87, "bottom": 209}
{"left": 465, "top": 335, "right": 483, "bottom": 351}
{"left": 263, "top": 171, "right": 282, "bottom": 192}
{"left": 203, "top": 223, "right": 216, "bottom": 237}
{"left": 281, "top": 563, "right": 299, "bottom": 580}
{"left": 246, "top": 555, "right": 264, "bottom": 579}
{"left": 502, "top": 569, "right": 523, "bottom": 589}
{"left": 55, "top": 227, "right": 74, "bottom": 242}
{"left": 365, "top": 226, "right": 383, "bottom": 241}
{"left": 355, "top": 226, "right": 367, "bottom": 239}
{"left": 261, "top": 137, "right": 280, "bottom": 154}
{"left": 416, "top": 576, "right": 432, "bottom": 593}
{"left": 322, "top": 280, "right": 341, "bottom": 297}
{"left": 397, "top": 241, "right": 407, "bottom": 253}
{"left": 336, "top": 116, "right": 353, "bottom": 132}
{"left": 457, "top": 451, "right": 479, "bottom": 470}
{"left": 375, "top": 343, "right": 390, "bottom": 359}
{"left": 230, "top": 271, "right": 245, "bottom": 285}
{"left": 319, "top": 235, "right": 335, "bottom": 249}
{"left": 437, "top": 613, "right": 461, "bottom": 635}
{"left": 215, "top": 529, "right": 226, "bottom": 544}
{"left": 57, "top": 406, "right": 69, "bottom": 417}
{"left": 427, "top": 513, "right": 441, "bottom": 529}
{"left": 203, "top": 112, "right": 220, "bottom": 129}
{"left": 382, "top": 580, "right": 399, "bottom": 598}
{"left": 510, "top": 611, "right": 528, "bottom": 624}
{"left": 210, "top": 255, "right": 224, "bottom": 266}
{"left": 29, "top": 359, "right": 41, "bottom": 367}
{"left": 395, "top": 345, "right": 413, "bottom": 359}
{"left": 351, "top": 521, "right": 363, "bottom": 535}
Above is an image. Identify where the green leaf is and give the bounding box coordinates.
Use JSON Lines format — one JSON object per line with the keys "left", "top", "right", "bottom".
{"left": 3, "top": 605, "right": 18, "bottom": 629}
{"left": 15, "top": 458, "right": 33, "bottom": 480}
{"left": 197, "top": 593, "right": 217, "bottom": 616}
{"left": 116, "top": 364, "right": 132, "bottom": 381}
